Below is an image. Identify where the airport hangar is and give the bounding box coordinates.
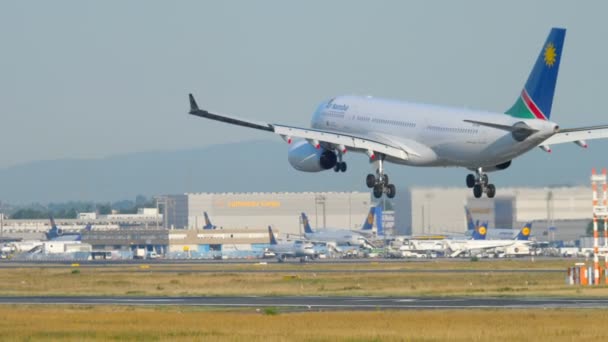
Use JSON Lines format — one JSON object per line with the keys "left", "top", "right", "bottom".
{"left": 161, "top": 192, "right": 376, "bottom": 235}
{"left": 160, "top": 187, "right": 592, "bottom": 242}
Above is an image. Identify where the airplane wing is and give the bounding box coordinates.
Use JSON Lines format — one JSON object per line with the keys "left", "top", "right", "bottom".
{"left": 188, "top": 94, "right": 411, "bottom": 160}
{"left": 542, "top": 125, "right": 608, "bottom": 145}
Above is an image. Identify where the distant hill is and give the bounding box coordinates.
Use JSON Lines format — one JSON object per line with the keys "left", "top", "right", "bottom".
{"left": 0, "top": 139, "right": 598, "bottom": 203}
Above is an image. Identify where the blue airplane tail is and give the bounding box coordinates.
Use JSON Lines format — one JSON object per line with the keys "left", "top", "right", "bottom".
{"left": 267, "top": 226, "right": 278, "bottom": 245}
{"left": 361, "top": 207, "right": 376, "bottom": 231}
{"left": 375, "top": 206, "right": 384, "bottom": 236}
{"left": 46, "top": 215, "right": 63, "bottom": 240}
{"left": 301, "top": 213, "right": 314, "bottom": 233}
{"left": 203, "top": 212, "right": 215, "bottom": 230}
{"left": 516, "top": 222, "right": 532, "bottom": 240}
{"left": 506, "top": 28, "right": 566, "bottom": 120}
{"left": 465, "top": 207, "right": 476, "bottom": 231}
{"left": 472, "top": 222, "right": 487, "bottom": 240}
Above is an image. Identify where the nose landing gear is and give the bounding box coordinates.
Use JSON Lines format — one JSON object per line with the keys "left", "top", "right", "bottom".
{"left": 466, "top": 168, "right": 496, "bottom": 198}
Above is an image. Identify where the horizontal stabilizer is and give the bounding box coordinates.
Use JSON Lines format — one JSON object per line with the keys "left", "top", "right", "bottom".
{"left": 463, "top": 120, "right": 538, "bottom": 134}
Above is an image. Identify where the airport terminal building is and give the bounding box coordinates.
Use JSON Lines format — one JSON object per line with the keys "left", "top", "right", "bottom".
{"left": 161, "top": 192, "right": 374, "bottom": 235}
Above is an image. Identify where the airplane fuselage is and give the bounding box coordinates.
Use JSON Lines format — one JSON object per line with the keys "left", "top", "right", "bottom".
{"left": 268, "top": 242, "right": 315, "bottom": 258}
{"left": 311, "top": 96, "right": 558, "bottom": 169}
{"left": 304, "top": 230, "right": 365, "bottom": 246}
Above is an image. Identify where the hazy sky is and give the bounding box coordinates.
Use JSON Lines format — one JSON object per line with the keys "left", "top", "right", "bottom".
{"left": 2, "top": 1, "right": 608, "bottom": 169}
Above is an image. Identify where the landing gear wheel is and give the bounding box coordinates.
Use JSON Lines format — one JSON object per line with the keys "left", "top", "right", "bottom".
{"left": 466, "top": 174, "right": 476, "bottom": 188}
{"left": 340, "top": 162, "right": 347, "bottom": 172}
{"left": 334, "top": 164, "right": 340, "bottom": 172}
{"left": 480, "top": 174, "right": 489, "bottom": 185}
{"left": 366, "top": 174, "right": 376, "bottom": 188}
{"left": 386, "top": 184, "right": 396, "bottom": 199}
{"left": 373, "top": 185, "right": 383, "bottom": 199}
{"left": 486, "top": 184, "right": 496, "bottom": 198}
{"left": 473, "top": 184, "right": 483, "bottom": 198}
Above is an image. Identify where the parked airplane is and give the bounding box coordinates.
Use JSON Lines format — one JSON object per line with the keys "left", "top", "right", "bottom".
{"left": 301, "top": 208, "right": 377, "bottom": 246}
{"left": 189, "top": 28, "right": 608, "bottom": 199}
{"left": 266, "top": 226, "right": 315, "bottom": 262}
{"left": 446, "top": 224, "right": 533, "bottom": 257}
{"left": 203, "top": 212, "right": 216, "bottom": 230}
{"left": 46, "top": 216, "right": 92, "bottom": 241}
{"left": 465, "top": 207, "right": 533, "bottom": 240}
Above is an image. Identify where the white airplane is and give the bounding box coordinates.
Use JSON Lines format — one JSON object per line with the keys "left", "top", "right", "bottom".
{"left": 266, "top": 226, "right": 315, "bottom": 262}
{"left": 465, "top": 206, "right": 533, "bottom": 240}
{"left": 445, "top": 225, "right": 533, "bottom": 257}
{"left": 189, "top": 28, "right": 608, "bottom": 199}
{"left": 301, "top": 207, "right": 377, "bottom": 247}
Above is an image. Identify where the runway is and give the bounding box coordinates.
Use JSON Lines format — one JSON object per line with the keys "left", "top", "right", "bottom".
{"left": 0, "top": 296, "right": 606, "bottom": 310}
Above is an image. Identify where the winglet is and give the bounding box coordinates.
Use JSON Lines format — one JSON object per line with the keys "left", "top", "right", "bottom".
{"left": 189, "top": 93, "right": 199, "bottom": 113}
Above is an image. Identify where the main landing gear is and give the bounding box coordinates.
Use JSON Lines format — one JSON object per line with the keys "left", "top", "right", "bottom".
{"left": 366, "top": 155, "right": 396, "bottom": 199}
{"left": 333, "top": 151, "right": 347, "bottom": 172}
{"left": 466, "top": 168, "right": 496, "bottom": 199}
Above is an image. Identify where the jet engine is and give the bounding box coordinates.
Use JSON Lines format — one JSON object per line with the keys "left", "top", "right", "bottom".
{"left": 288, "top": 140, "right": 337, "bottom": 172}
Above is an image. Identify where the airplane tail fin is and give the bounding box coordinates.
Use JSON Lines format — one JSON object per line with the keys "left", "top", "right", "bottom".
{"left": 47, "top": 215, "right": 63, "bottom": 239}
{"left": 84, "top": 223, "right": 92, "bottom": 232}
{"left": 505, "top": 27, "right": 566, "bottom": 120}
{"left": 472, "top": 222, "right": 487, "bottom": 240}
{"left": 465, "top": 207, "right": 476, "bottom": 231}
{"left": 203, "top": 212, "right": 215, "bottom": 230}
{"left": 375, "top": 206, "right": 384, "bottom": 236}
{"left": 516, "top": 222, "right": 532, "bottom": 240}
{"left": 301, "top": 213, "right": 314, "bottom": 233}
{"left": 268, "top": 226, "right": 278, "bottom": 245}
{"left": 361, "top": 207, "right": 376, "bottom": 231}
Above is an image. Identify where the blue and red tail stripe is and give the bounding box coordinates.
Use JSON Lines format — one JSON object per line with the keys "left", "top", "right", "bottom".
{"left": 520, "top": 89, "right": 548, "bottom": 120}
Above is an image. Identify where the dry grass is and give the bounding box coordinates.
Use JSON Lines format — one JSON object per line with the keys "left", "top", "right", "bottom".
{"left": 0, "top": 259, "right": 601, "bottom": 297}
{"left": 0, "top": 306, "right": 605, "bottom": 341}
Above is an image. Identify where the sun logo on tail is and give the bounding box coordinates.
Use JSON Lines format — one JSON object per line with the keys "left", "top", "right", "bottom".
{"left": 478, "top": 226, "right": 487, "bottom": 235}
{"left": 544, "top": 42, "right": 557, "bottom": 67}
{"left": 367, "top": 213, "right": 374, "bottom": 225}
{"left": 522, "top": 227, "right": 531, "bottom": 236}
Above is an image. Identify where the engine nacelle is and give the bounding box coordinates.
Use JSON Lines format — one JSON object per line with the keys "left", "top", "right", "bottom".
{"left": 288, "top": 140, "right": 337, "bottom": 172}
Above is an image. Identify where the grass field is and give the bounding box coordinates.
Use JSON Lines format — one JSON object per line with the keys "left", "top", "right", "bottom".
{"left": 0, "top": 259, "right": 603, "bottom": 297}
{"left": 0, "top": 306, "right": 605, "bottom": 341}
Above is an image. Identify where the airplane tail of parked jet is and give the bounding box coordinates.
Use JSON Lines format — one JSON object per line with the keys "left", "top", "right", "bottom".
{"left": 268, "top": 226, "right": 278, "bottom": 245}
{"left": 46, "top": 215, "right": 63, "bottom": 240}
{"left": 361, "top": 207, "right": 376, "bottom": 231}
{"left": 465, "top": 207, "right": 476, "bottom": 231}
{"left": 301, "top": 213, "right": 314, "bottom": 234}
{"left": 505, "top": 28, "right": 565, "bottom": 121}
{"left": 471, "top": 222, "right": 488, "bottom": 240}
{"left": 375, "top": 206, "right": 384, "bottom": 236}
{"left": 516, "top": 222, "right": 533, "bottom": 241}
{"left": 203, "top": 212, "right": 216, "bottom": 230}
